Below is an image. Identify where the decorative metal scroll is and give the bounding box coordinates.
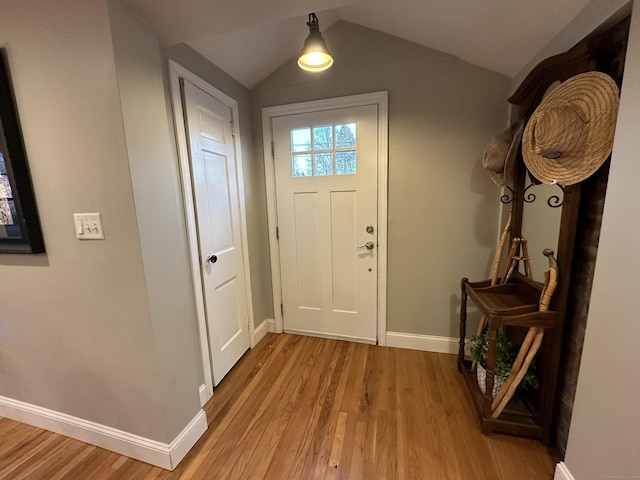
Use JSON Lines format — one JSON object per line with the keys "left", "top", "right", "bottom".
{"left": 520, "top": 181, "right": 565, "bottom": 208}
{"left": 523, "top": 182, "right": 537, "bottom": 204}
{"left": 500, "top": 186, "right": 515, "bottom": 205}
{"left": 547, "top": 185, "right": 565, "bottom": 208}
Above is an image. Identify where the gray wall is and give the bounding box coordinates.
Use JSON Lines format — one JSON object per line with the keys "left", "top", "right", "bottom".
{"left": 510, "top": 1, "right": 640, "bottom": 478}
{"left": 252, "top": 21, "right": 512, "bottom": 337}
{"left": 0, "top": 0, "right": 201, "bottom": 443}
{"left": 108, "top": 0, "right": 202, "bottom": 440}
{"left": 162, "top": 44, "right": 273, "bottom": 328}
{"left": 567, "top": 9, "right": 640, "bottom": 470}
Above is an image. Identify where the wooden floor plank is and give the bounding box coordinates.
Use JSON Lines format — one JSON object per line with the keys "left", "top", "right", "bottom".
{"left": 175, "top": 334, "right": 300, "bottom": 480}
{"left": 324, "top": 410, "right": 348, "bottom": 477}
{"left": 289, "top": 340, "right": 350, "bottom": 480}
{"left": 357, "top": 345, "right": 382, "bottom": 480}
{"left": 204, "top": 335, "right": 310, "bottom": 480}
{"left": 435, "top": 351, "right": 506, "bottom": 479}
{"left": 0, "top": 423, "right": 44, "bottom": 458}
{"left": 63, "top": 448, "right": 115, "bottom": 480}
{"left": 0, "top": 432, "right": 65, "bottom": 479}
{"left": 308, "top": 342, "right": 354, "bottom": 480}
{"left": 12, "top": 437, "right": 82, "bottom": 480}
{"left": 237, "top": 361, "right": 308, "bottom": 480}
{"left": 203, "top": 330, "right": 282, "bottom": 424}
{"left": 0, "top": 333, "right": 558, "bottom": 479}
{"left": 335, "top": 342, "right": 369, "bottom": 480}
{"left": 263, "top": 337, "right": 338, "bottom": 480}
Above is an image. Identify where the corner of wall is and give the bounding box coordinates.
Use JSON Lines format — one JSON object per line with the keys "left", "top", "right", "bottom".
{"left": 554, "top": 462, "right": 576, "bottom": 480}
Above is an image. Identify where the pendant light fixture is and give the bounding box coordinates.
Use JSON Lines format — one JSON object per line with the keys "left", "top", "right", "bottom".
{"left": 297, "top": 13, "right": 334, "bottom": 72}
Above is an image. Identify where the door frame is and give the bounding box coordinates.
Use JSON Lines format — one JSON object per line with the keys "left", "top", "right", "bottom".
{"left": 168, "top": 60, "right": 255, "bottom": 404}
{"left": 261, "top": 92, "right": 388, "bottom": 345}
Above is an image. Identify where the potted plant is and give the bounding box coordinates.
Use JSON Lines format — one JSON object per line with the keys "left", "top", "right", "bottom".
{"left": 470, "top": 329, "right": 539, "bottom": 398}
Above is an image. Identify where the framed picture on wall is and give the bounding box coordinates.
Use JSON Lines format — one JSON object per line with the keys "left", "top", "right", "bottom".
{"left": 0, "top": 48, "right": 44, "bottom": 254}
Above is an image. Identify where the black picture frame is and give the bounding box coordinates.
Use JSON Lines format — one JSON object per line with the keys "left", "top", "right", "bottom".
{"left": 0, "top": 48, "right": 44, "bottom": 254}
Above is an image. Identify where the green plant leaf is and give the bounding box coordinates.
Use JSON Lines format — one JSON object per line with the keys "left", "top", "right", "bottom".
{"left": 469, "top": 329, "right": 538, "bottom": 390}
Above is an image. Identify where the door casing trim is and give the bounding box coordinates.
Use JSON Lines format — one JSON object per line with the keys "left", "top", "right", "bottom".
{"left": 261, "top": 91, "right": 388, "bottom": 345}
{"left": 168, "top": 60, "right": 255, "bottom": 404}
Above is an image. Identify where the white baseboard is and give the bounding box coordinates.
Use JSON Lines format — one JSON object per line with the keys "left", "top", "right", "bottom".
{"left": 167, "top": 410, "right": 208, "bottom": 469}
{"left": 198, "top": 384, "right": 210, "bottom": 407}
{"left": 0, "top": 395, "right": 207, "bottom": 470}
{"left": 554, "top": 462, "right": 575, "bottom": 480}
{"left": 266, "top": 318, "right": 276, "bottom": 333}
{"left": 386, "top": 331, "right": 464, "bottom": 354}
{"left": 254, "top": 319, "right": 270, "bottom": 344}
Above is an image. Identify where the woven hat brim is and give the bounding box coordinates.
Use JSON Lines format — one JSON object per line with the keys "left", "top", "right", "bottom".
{"left": 483, "top": 123, "right": 521, "bottom": 187}
{"left": 522, "top": 72, "right": 619, "bottom": 186}
{"left": 489, "top": 120, "right": 524, "bottom": 186}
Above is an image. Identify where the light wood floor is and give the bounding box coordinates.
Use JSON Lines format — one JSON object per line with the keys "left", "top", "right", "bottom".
{"left": 0, "top": 333, "right": 559, "bottom": 479}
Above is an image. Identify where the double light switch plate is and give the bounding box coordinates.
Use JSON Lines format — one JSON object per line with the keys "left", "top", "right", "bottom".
{"left": 73, "top": 213, "right": 104, "bottom": 240}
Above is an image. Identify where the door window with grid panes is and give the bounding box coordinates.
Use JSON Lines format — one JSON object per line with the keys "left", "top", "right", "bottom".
{"left": 290, "top": 123, "right": 357, "bottom": 177}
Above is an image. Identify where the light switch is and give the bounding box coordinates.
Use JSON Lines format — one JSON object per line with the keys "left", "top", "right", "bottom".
{"left": 73, "top": 213, "right": 104, "bottom": 240}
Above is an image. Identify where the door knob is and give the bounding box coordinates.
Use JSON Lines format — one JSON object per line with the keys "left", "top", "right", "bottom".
{"left": 357, "top": 242, "right": 375, "bottom": 250}
{"left": 207, "top": 254, "right": 218, "bottom": 264}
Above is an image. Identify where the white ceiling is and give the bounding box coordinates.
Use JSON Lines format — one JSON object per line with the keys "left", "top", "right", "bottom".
{"left": 120, "top": 0, "right": 593, "bottom": 88}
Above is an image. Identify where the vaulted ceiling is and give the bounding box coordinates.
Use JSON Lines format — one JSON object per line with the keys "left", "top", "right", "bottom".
{"left": 120, "top": 0, "right": 593, "bottom": 88}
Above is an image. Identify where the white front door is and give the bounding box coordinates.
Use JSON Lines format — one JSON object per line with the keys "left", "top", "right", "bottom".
{"left": 272, "top": 105, "right": 379, "bottom": 343}
{"left": 182, "top": 79, "right": 250, "bottom": 385}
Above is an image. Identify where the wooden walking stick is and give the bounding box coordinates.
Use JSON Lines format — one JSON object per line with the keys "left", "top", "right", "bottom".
{"left": 491, "top": 330, "right": 544, "bottom": 418}
{"left": 501, "top": 237, "right": 522, "bottom": 285}
{"left": 491, "top": 249, "right": 558, "bottom": 418}
{"left": 538, "top": 249, "right": 558, "bottom": 311}
{"left": 505, "top": 249, "right": 557, "bottom": 379}
{"left": 521, "top": 237, "right": 533, "bottom": 279}
{"left": 471, "top": 212, "right": 512, "bottom": 371}
{"left": 491, "top": 211, "right": 512, "bottom": 285}
{"left": 475, "top": 213, "right": 512, "bottom": 335}
{"left": 489, "top": 236, "right": 535, "bottom": 387}
{"left": 472, "top": 235, "right": 518, "bottom": 373}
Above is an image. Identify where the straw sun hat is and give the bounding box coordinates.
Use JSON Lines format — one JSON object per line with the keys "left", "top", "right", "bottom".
{"left": 482, "top": 120, "right": 524, "bottom": 186}
{"left": 522, "top": 71, "right": 620, "bottom": 186}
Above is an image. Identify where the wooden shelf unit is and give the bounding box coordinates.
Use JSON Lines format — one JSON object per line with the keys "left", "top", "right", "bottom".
{"left": 457, "top": 275, "right": 557, "bottom": 439}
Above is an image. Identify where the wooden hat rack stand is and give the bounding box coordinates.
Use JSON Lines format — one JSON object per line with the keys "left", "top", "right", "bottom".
{"left": 458, "top": 14, "right": 628, "bottom": 444}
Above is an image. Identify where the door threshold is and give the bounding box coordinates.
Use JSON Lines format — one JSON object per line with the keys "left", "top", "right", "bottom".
{"left": 283, "top": 328, "right": 376, "bottom": 345}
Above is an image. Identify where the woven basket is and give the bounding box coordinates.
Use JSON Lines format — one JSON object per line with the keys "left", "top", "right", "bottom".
{"left": 477, "top": 364, "right": 506, "bottom": 399}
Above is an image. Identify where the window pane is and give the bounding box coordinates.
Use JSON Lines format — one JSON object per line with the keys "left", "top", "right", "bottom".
{"left": 336, "top": 150, "right": 356, "bottom": 175}
{"left": 292, "top": 155, "right": 312, "bottom": 177}
{"left": 1, "top": 199, "right": 19, "bottom": 235}
{"left": 0, "top": 199, "right": 13, "bottom": 225}
{"left": 335, "top": 123, "right": 356, "bottom": 148}
{"left": 314, "top": 153, "right": 333, "bottom": 176}
{"left": 313, "top": 126, "right": 332, "bottom": 150}
{"left": 0, "top": 154, "right": 15, "bottom": 227}
{"left": 0, "top": 175, "right": 12, "bottom": 199}
{"left": 291, "top": 128, "right": 311, "bottom": 152}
